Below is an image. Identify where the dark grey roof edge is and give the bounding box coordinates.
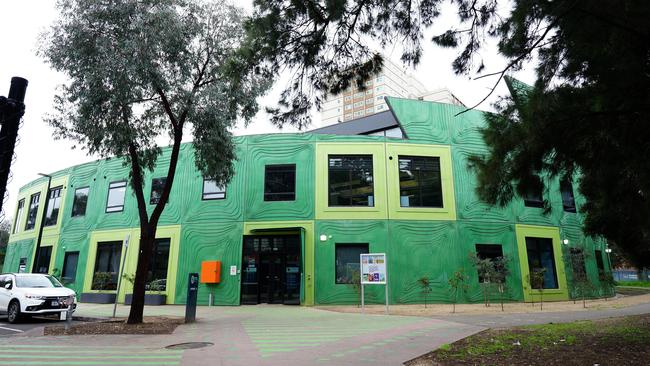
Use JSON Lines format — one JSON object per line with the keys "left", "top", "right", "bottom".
{"left": 308, "top": 110, "right": 399, "bottom": 135}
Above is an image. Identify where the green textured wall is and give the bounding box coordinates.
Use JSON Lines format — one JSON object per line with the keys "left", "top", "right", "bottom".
{"left": 3, "top": 98, "right": 612, "bottom": 305}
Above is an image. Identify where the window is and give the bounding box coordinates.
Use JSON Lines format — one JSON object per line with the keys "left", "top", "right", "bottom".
{"left": 377, "top": 105, "right": 385, "bottom": 111}
{"left": 147, "top": 239, "right": 170, "bottom": 291}
{"left": 354, "top": 92, "right": 364, "bottom": 98}
{"left": 569, "top": 248, "right": 586, "bottom": 277}
{"left": 366, "top": 98, "right": 373, "bottom": 104}
{"left": 366, "top": 89, "right": 373, "bottom": 95}
{"left": 353, "top": 101, "right": 364, "bottom": 108}
{"left": 264, "top": 164, "right": 296, "bottom": 201}
{"left": 92, "top": 241, "right": 123, "bottom": 290}
{"left": 335, "top": 244, "right": 369, "bottom": 284}
{"left": 328, "top": 155, "right": 374, "bottom": 206}
{"left": 366, "top": 107, "right": 374, "bottom": 114}
{"left": 202, "top": 178, "right": 226, "bottom": 200}
{"left": 25, "top": 192, "right": 40, "bottom": 230}
{"left": 344, "top": 96, "right": 352, "bottom": 102}
{"left": 18, "top": 258, "right": 27, "bottom": 273}
{"left": 354, "top": 110, "right": 364, "bottom": 117}
{"left": 12, "top": 199, "right": 24, "bottom": 234}
{"left": 62, "top": 251, "right": 79, "bottom": 283}
{"left": 376, "top": 76, "right": 384, "bottom": 82}
{"left": 376, "top": 86, "right": 383, "bottom": 92}
{"left": 106, "top": 181, "right": 126, "bottom": 213}
{"left": 344, "top": 104, "right": 352, "bottom": 111}
{"left": 525, "top": 237, "right": 559, "bottom": 289}
{"left": 149, "top": 177, "right": 166, "bottom": 205}
{"left": 376, "top": 96, "right": 384, "bottom": 101}
{"left": 345, "top": 113, "right": 353, "bottom": 119}
{"left": 595, "top": 250, "right": 605, "bottom": 273}
{"left": 523, "top": 184, "right": 544, "bottom": 208}
{"left": 398, "top": 156, "right": 443, "bottom": 208}
{"left": 71, "top": 187, "right": 89, "bottom": 217}
{"left": 560, "top": 179, "right": 577, "bottom": 212}
{"left": 365, "top": 80, "right": 373, "bottom": 86}
{"left": 44, "top": 186, "right": 63, "bottom": 226}
{"left": 34, "top": 246, "right": 52, "bottom": 274}
{"left": 475, "top": 244, "right": 504, "bottom": 282}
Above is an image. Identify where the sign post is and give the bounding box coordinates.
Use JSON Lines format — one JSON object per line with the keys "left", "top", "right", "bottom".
{"left": 112, "top": 235, "right": 129, "bottom": 318}
{"left": 360, "top": 253, "right": 389, "bottom": 314}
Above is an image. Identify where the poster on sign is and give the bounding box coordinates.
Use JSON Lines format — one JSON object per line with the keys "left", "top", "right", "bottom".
{"left": 360, "top": 253, "right": 387, "bottom": 285}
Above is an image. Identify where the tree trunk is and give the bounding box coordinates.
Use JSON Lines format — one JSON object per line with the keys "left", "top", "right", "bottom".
{"left": 127, "top": 227, "right": 155, "bottom": 324}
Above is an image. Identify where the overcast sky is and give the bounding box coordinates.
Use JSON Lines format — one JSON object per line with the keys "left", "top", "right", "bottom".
{"left": 0, "top": 1, "right": 535, "bottom": 221}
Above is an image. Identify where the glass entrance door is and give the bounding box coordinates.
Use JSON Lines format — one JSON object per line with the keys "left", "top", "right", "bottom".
{"left": 241, "top": 235, "right": 300, "bottom": 305}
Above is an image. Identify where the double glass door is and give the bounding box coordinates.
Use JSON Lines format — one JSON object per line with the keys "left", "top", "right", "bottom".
{"left": 241, "top": 235, "right": 300, "bottom": 305}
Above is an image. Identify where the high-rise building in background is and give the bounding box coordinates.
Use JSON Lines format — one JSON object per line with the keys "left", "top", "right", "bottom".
{"left": 319, "top": 59, "right": 463, "bottom": 126}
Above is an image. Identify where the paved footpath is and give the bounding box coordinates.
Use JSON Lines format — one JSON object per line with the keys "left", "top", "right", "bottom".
{"left": 0, "top": 305, "right": 483, "bottom": 366}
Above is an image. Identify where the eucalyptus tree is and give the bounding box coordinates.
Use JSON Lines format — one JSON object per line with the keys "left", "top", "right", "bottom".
{"left": 40, "top": 0, "right": 268, "bottom": 323}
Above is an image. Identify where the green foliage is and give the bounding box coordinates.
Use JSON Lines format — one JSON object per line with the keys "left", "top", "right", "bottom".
{"left": 417, "top": 276, "right": 433, "bottom": 308}
{"left": 528, "top": 267, "right": 546, "bottom": 310}
{"left": 469, "top": 253, "right": 510, "bottom": 310}
{"left": 448, "top": 268, "right": 469, "bottom": 313}
{"left": 92, "top": 272, "right": 113, "bottom": 291}
{"left": 617, "top": 281, "right": 650, "bottom": 288}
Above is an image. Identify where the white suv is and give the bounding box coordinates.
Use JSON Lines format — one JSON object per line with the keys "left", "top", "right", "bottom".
{"left": 0, "top": 273, "right": 77, "bottom": 324}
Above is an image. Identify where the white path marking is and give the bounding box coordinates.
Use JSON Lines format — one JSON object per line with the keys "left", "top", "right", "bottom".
{"left": 0, "top": 326, "right": 24, "bottom": 333}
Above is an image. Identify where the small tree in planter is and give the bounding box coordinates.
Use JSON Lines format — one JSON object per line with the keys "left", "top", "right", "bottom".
{"left": 528, "top": 268, "right": 546, "bottom": 310}
{"left": 492, "top": 256, "right": 510, "bottom": 312}
{"left": 469, "top": 253, "right": 496, "bottom": 307}
{"left": 448, "top": 269, "right": 469, "bottom": 313}
{"left": 351, "top": 269, "right": 362, "bottom": 307}
{"left": 417, "top": 277, "right": 433, "bottom": 308}
{"left": 92, "top": 272, "right": 113, "bottom": 291}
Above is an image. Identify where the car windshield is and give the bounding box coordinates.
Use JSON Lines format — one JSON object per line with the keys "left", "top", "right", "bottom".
{"left": 15, "top": 275, "right": 63, "bottom": 288}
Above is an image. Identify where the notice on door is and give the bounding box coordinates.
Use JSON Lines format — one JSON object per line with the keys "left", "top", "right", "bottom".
{"left": 360, "top": 253, "right": 387, "bottom": 285}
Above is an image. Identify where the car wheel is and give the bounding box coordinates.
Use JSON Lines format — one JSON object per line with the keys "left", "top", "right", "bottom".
{"left": 7, "top": 301, "right": 21, "bottom": 324}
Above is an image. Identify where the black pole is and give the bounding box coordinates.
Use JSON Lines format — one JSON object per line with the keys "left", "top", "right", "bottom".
{"left": 0, "top": 77, "right": 28, "bottom": 214}
{"left": 32, "top": 174, "right": 51, "bottom": 273}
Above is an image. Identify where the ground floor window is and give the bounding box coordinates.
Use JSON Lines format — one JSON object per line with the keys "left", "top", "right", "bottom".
{"left": 34, "top": 246, "right": 52, "bottom": 274}
{"left": 595, "top": 250, "right": 605, "bottom": 273}
{"left": 335, "top": 244, "right": 369, "bottom": 284}
{"left": 62, "top": 251, "right": 80, "bottom": 284}
{"left": 525, "top": 237, "right": 559, "bottom": 289}
{"left": 146, "top": 238, "right": 170, "bottom": 291}
{"left": 92, "top": 241, "right": 122, "bottom": 290}
{"left": 474, "top": 244, "right": 504, "bottom": 282}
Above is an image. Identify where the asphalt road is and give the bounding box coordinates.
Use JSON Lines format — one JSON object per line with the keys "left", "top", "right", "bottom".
{"left": 0, "top": 314, "right": 81, "bottom": 336}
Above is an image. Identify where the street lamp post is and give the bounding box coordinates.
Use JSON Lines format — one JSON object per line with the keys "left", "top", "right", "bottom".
{"left": 32, "top": 173, "right": 52, "bottom": 273}
{"left": 605, "top": 247, "right": 613, "bottom": 273}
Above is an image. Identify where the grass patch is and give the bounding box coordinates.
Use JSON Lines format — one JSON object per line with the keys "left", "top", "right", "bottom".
{"left": 409, "top": 314, "right": 650, "bottom": 365}
{"left": 618, "top": 281, "right": 650, "bottom": 287}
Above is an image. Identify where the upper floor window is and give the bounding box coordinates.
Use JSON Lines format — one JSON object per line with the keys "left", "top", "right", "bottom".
{"left": 25, "top": 192, "right": 40, "bottom": 231}
{"left": 202, "top": 178, "right": 225, "bottom": 200}
{"left": 523, "top": 181, "right": 544, "bottom": 208}
{"left": 264, "top": 164, "right": 296, "bottom": 201}
{"left": 44, "top": 186, "right": 63, "bottom": 226}
{"left": 106, "top": 181, "right": 126, "bottom": 213}
{"left": 150, "top": 177, "right": 166, "bottom": 205}
{"left": 71, "top": 187, "right": 89, "bottom": 217}
{"left": 398, "top": 156, "right": 443, "bottom": 208}
{"left": 560, "top": 179, "right": 577, "bottom": 212}
{"left": 328, "top": 155, "right": 374, "bottom": 207}
{"left": 13, "top": 198, "right": 24, "bottom": 234}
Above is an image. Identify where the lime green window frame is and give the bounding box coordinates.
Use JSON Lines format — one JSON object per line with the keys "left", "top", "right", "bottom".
{"left": 82, "top": 225, "right": 181, "bottom": 304}
{"left": 315, "top": 143, "right": 388, "bottom": 220}
{"left": 515, "top": 224, "right": 569, "bottom": 302}
{"left": 386, "top": 143, "right": 456, "bottom": 221}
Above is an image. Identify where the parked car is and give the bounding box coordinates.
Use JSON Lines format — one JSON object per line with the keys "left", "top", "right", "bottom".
{"left": 0, "top": 273, "right": 77, "bottom": 324}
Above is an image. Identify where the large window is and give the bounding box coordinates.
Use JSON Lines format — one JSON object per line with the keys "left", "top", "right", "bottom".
{"left": 202, "top": 178, "right": 226, "bottom": 200}
{"left": 398, "top": 156, "right": 443, "bottom": 208}
{"left": 146, "top": 238, "right": 170, "bottom": 291}
{"left": 149, "top": 177, "right": 166, "bottom": 205}
{"left": 71, "top": 187, "right": 89, "bottom": 217}
{"left": 13, "top": 198, "right": 24, "bottom": 234}
{"left": 335, "top": 244, "right": 369, "bottom": 284}
{"left": 525, "top": 237, "right": 559, "bottom": 289}
{"left": 25, "top": 192, "right": 40, "bottom": 231}
{"left": 106, "top": 181, "right": 126, "bottom": 213}
{"left": 62, "top": 251, "right": 79, "bottom": 283}
{"left": 569, "top": 248, "right": 586, "bottom": 276}
{"left": 34, "top": 246, "right": 53, "bottom": 274}
{"left": 523, "top": 186, "right": 544, "bottom": 208}
{"left": 560, "top": 179, "right": 577, "bottom": 212}
{"left": 264, "top": 164, "right": 296, "bottom": 201}
{"left": 44, "top": 186, "right": 63, "bottom": 226}
{"left": 92, "top": 241, "right": 123, "bottom": 290}
{"left": 328, "top": 155, "right": 374, "bottom": 206}
{"left": 595, "top": 250, "right": 605, "bottom": 273}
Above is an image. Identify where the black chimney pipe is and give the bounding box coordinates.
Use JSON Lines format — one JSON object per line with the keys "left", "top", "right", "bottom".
{"left": 0, "top": 77, "right": 29, "bottom": 214}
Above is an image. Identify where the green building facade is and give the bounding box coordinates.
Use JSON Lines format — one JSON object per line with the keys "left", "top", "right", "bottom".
{"left": 3, "top": 97, "right": 612, "bottom": 306}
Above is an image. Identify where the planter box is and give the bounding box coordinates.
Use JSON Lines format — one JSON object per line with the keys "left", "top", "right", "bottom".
{"left": 124, "top": 294, "right": 167, "bottom": 306}
{"left": 80, "top": 293, "right": 116, "bottom": 304}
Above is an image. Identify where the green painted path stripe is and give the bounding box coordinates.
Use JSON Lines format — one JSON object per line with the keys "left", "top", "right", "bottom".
{"left": 0, "top": 355, "right": 182, "bottom": 360}
{"left": 0, "top": 349, "right": 182, "bottom": 355}
{"left": 0, "top": 362, "right": 179, "bottom": 366}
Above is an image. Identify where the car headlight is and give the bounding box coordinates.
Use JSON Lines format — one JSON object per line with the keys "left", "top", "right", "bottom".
{"left": 25, "top": 294, "right": 45, "bottom": 300}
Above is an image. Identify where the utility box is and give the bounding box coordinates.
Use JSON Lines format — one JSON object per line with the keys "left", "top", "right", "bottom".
{"left": 201, "top": 260, "right": 221, "bottom": 284}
